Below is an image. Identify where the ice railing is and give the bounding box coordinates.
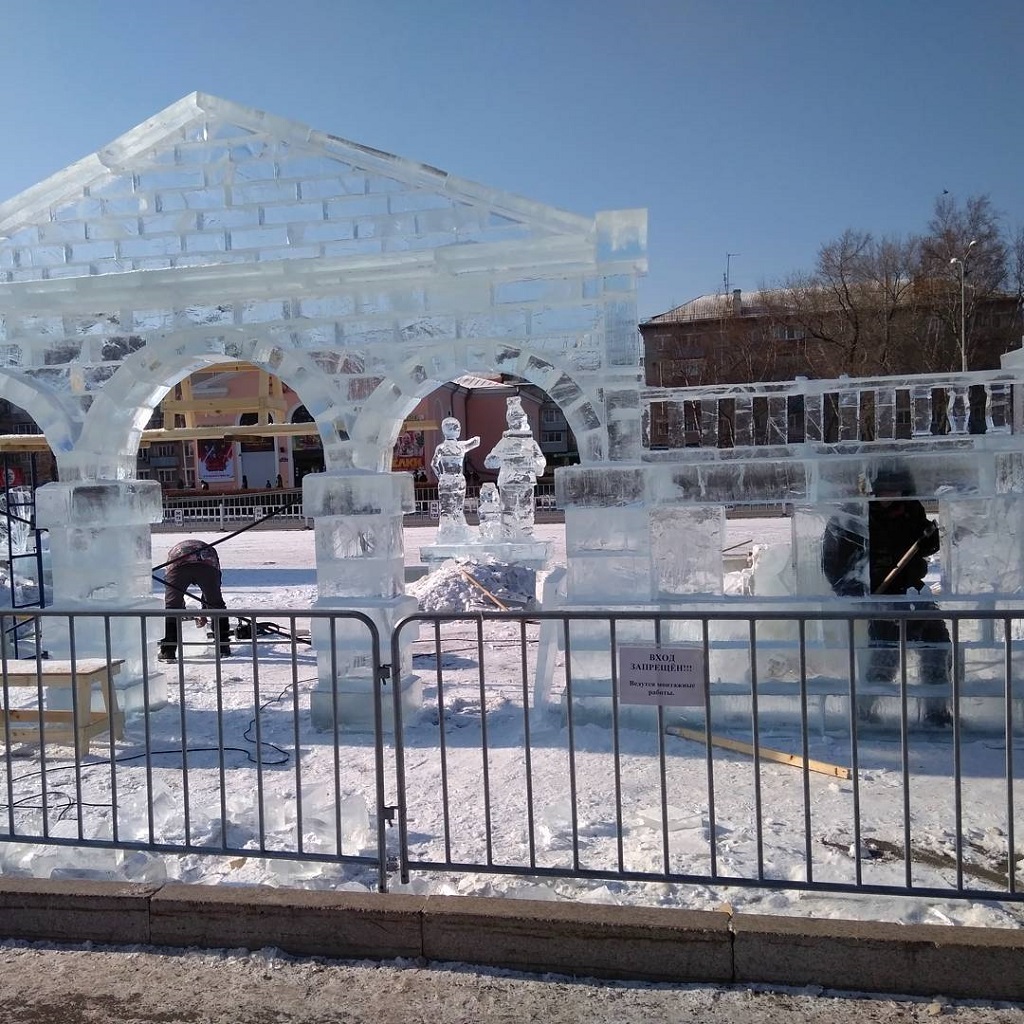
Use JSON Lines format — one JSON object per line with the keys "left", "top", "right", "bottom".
{"left": 641, "top": 369, "right": 1018, "bottom": 456}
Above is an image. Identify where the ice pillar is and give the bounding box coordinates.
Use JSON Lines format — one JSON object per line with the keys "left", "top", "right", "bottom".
{"left": 302, "top": 471, "right": 421, "bottom": 731}
{"left": 541, "top": 465, "right": 727, "bottom": 721}
{"left": 33, "top": 479, "right": 165, "bottom": 711}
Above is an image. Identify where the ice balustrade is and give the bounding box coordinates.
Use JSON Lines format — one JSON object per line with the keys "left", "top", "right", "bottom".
{"left": 542, "top": 364, "right": 1024, "bottom": 726}
{"left": 641, "top": 371, "right": 1015, "bottom": 455}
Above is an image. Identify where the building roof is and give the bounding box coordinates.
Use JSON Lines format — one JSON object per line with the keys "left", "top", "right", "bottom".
{"left": 642, "top": 290, "right": 778, "bottom": 325}
{"left": 452, "top": 374, "right": 514, "bottom": 391}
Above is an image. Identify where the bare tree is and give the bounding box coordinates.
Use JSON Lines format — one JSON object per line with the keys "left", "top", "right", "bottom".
{"left": 918, "top": 193, "right": 1009, "bottom": 369}
{"left": 1010, "top": 224, "right": 1024, "bottom": 315}
{"left": 922, "top": 193, "right": 1007, "bottom": 289}
{"left": 770, "top": 231, "right": 922, "bottom": 376}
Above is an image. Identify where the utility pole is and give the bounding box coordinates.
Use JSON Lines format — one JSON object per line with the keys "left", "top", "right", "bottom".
{"left": 950, "top": 239, "right": 978, "bottom": 373}
{"left": 724, "top": 253, "right": 740, "bottom": 295}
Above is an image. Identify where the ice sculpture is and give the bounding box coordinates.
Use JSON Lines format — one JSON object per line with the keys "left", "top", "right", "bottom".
{"left": 477, "top": 483, "right": 503, "bottom": 542}
{"left": 13, "top": 94, "right": 1024, "bottom": 735}
{"left": 0, "top": 93, "right": 646, "bottom": 726}
{"left": 429, "top": 416, "right": 480, "bottom": 544}
{"left": 421, "top": 399, "right": 551, "bottom": 584}
{"left": 484, "top": 396, "right": 547, "bottom": 540}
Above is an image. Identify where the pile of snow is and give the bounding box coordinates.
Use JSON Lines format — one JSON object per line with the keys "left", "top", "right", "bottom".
{"left": 407, "top": 559, "right": 537, "bottom": 612}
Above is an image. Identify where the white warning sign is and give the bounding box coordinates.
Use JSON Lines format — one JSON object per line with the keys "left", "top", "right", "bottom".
{"left": 617, "top": 645, "right": 706, "bottom": 707}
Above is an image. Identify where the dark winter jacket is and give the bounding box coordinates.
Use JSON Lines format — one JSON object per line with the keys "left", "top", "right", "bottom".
{"left": 822, "top": 500, "right": 938, "bottom": 597}
{"left": 166, "top": 539, "right": 220, "bottom": 571}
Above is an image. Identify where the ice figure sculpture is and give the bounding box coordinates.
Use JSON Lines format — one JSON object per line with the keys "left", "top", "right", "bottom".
{"left": 484, "top": 396, "right": 546, "bottom": 540}
{"left": 421, "top": 400, "right": 551, "bottom": 584}
{"left": 429, "top": 416, "right": 480, "bottom": 544}
{"left": 477, "top": 483, "right": 503, "bottom": 542}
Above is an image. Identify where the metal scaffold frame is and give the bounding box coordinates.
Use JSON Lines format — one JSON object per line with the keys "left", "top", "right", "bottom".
{"left": 0, "top": 451, "right": 48, "bottom": 658}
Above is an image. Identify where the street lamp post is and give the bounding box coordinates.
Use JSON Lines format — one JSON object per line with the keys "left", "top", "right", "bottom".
{"left": 950, "top": 239, "right": 978, "bottom": 373}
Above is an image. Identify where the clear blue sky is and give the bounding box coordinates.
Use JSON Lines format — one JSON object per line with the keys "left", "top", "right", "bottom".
{"left": 1, "top": 0, "right": 1021, "bottom": 319}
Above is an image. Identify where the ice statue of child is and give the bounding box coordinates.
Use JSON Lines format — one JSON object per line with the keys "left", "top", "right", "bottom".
{"left": 477, "top": 482, "right": 503, "bottom": 542}
{"left": 483, "top": 396, "right": 546, "bottom": 539}
{"left": 430, "top": 416, "right": 480, "bottom": 543}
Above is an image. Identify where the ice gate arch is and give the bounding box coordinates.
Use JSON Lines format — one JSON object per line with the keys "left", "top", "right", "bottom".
{"left": 0, "top": 92, "right": 647, "bottom": 692}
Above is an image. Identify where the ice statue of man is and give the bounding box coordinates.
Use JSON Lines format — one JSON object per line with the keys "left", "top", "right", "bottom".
{"left": 430, "top": 416, "right": 480, "bottom": 543}
{"left": 477, "top": 482, "right": 503, "bottom": 542}
{"left": 484, "top": 396, "right": 546, "bottom": 539}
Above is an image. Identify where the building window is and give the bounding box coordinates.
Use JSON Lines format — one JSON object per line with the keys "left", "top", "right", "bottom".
{"left": 542, "top": 431, "right": 564, "bottom": 444}
{"left": 773, "top": 324, "right": 805, "bottom": 342}
{"left": 542, "top": 408, "right": 562, "bottom": 424}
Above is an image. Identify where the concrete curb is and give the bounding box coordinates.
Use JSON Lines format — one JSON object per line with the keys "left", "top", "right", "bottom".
{"left": 0, "top": 879, "right": 1020, "bottom": 1001}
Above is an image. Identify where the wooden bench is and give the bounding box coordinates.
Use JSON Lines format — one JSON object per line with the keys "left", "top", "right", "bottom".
{"left": 0, "top": 659, "right": 125, "bottom": 752}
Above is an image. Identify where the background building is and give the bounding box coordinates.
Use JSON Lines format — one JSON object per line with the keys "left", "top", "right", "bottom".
{"left": 641, "top": 287, "right": 1023, "bottom": 389}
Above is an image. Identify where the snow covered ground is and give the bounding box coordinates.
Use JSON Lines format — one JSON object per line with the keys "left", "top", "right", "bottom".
{"left": 0, "top": 517, "right": 1020, "bottom": 932}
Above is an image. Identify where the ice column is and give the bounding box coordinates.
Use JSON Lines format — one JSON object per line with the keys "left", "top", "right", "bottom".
{"left": 34, "top": 480, "right": 165, "bottom": 712}
{"left": 302, "top": 471, "right": 420, "bottom": 731}
{"left": 536, "top": 500, "right": 652, "bottom": 721}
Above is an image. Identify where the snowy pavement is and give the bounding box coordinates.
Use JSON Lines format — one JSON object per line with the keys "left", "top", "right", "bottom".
{"left": 99, "top": 521, "right": 1015, "bottom": 929}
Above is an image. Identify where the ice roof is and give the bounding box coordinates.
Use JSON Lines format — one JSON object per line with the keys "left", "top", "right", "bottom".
{"left": 0, "top": 92, "right": 597, "bottom": 287}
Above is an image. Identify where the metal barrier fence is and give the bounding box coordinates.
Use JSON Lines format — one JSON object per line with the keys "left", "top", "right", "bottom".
{"left": 0, "top": 604, "right": 1020, "bottom": 904}
{"left": 391, "top": 607, "right": 1023, "bottom": 904}
{"left": 0, "top": 607, "right": 390, "bottom": 891}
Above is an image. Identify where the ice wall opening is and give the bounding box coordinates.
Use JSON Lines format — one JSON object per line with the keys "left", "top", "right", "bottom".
{"left": 353, "top": 343, "right": 603, "bottom": 474}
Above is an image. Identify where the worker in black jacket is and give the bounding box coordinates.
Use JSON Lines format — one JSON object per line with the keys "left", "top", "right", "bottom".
{"left": 158, "top": 539, "right": 231, "bottom": 662}
{"left": 822, "top": 463, "right": 951, "bottom": 724}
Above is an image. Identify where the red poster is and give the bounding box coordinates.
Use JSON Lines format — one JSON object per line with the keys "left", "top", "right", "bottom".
{"left": 198, "top": 440, "right": 236, "bottom": 483}
{"left": 392, "top": 429, "right": 425, "bottom": 471}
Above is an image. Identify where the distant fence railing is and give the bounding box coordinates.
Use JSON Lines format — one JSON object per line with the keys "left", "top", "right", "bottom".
{"left": 160, "top": 483, "right": 560, "bottom": 523}
{"left": 411, "top": 482, "right": 559, "bottom": 516}
{"left": 641, "top": 369, "right": 1018, "bottom": 454}
{"left": 162, "top": 488, "right": 305, "bottom": 526}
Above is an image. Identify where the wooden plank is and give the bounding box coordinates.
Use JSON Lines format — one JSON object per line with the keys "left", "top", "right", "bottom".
{"left": 160, "top": 394, "right": 291, "bottom": 418}
{"left": 143, "top": 423, "right": 320, "bottom": 444}
{"left": 666, "top": 725, "right": 852, "bottom": 780}
{"left": 457, "top": 568, "right": 510, "bottom": 611}
{"left": 2, "top": 659, "right": 122, "bottom": 686}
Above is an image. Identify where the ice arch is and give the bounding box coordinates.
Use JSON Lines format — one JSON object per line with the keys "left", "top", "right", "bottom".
{"left": 73, "top": 328, "right": 355, "bottom": 480}
{"left": 0, "top": 369, "right": 82, "bottom": 455}
{"left": 350, "top": 341, "right": 603, "bottom": 472}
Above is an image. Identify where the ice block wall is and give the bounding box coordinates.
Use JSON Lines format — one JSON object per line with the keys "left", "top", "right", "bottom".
{"left": 302, "top": 471, "right": 421, "bottom": 731}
